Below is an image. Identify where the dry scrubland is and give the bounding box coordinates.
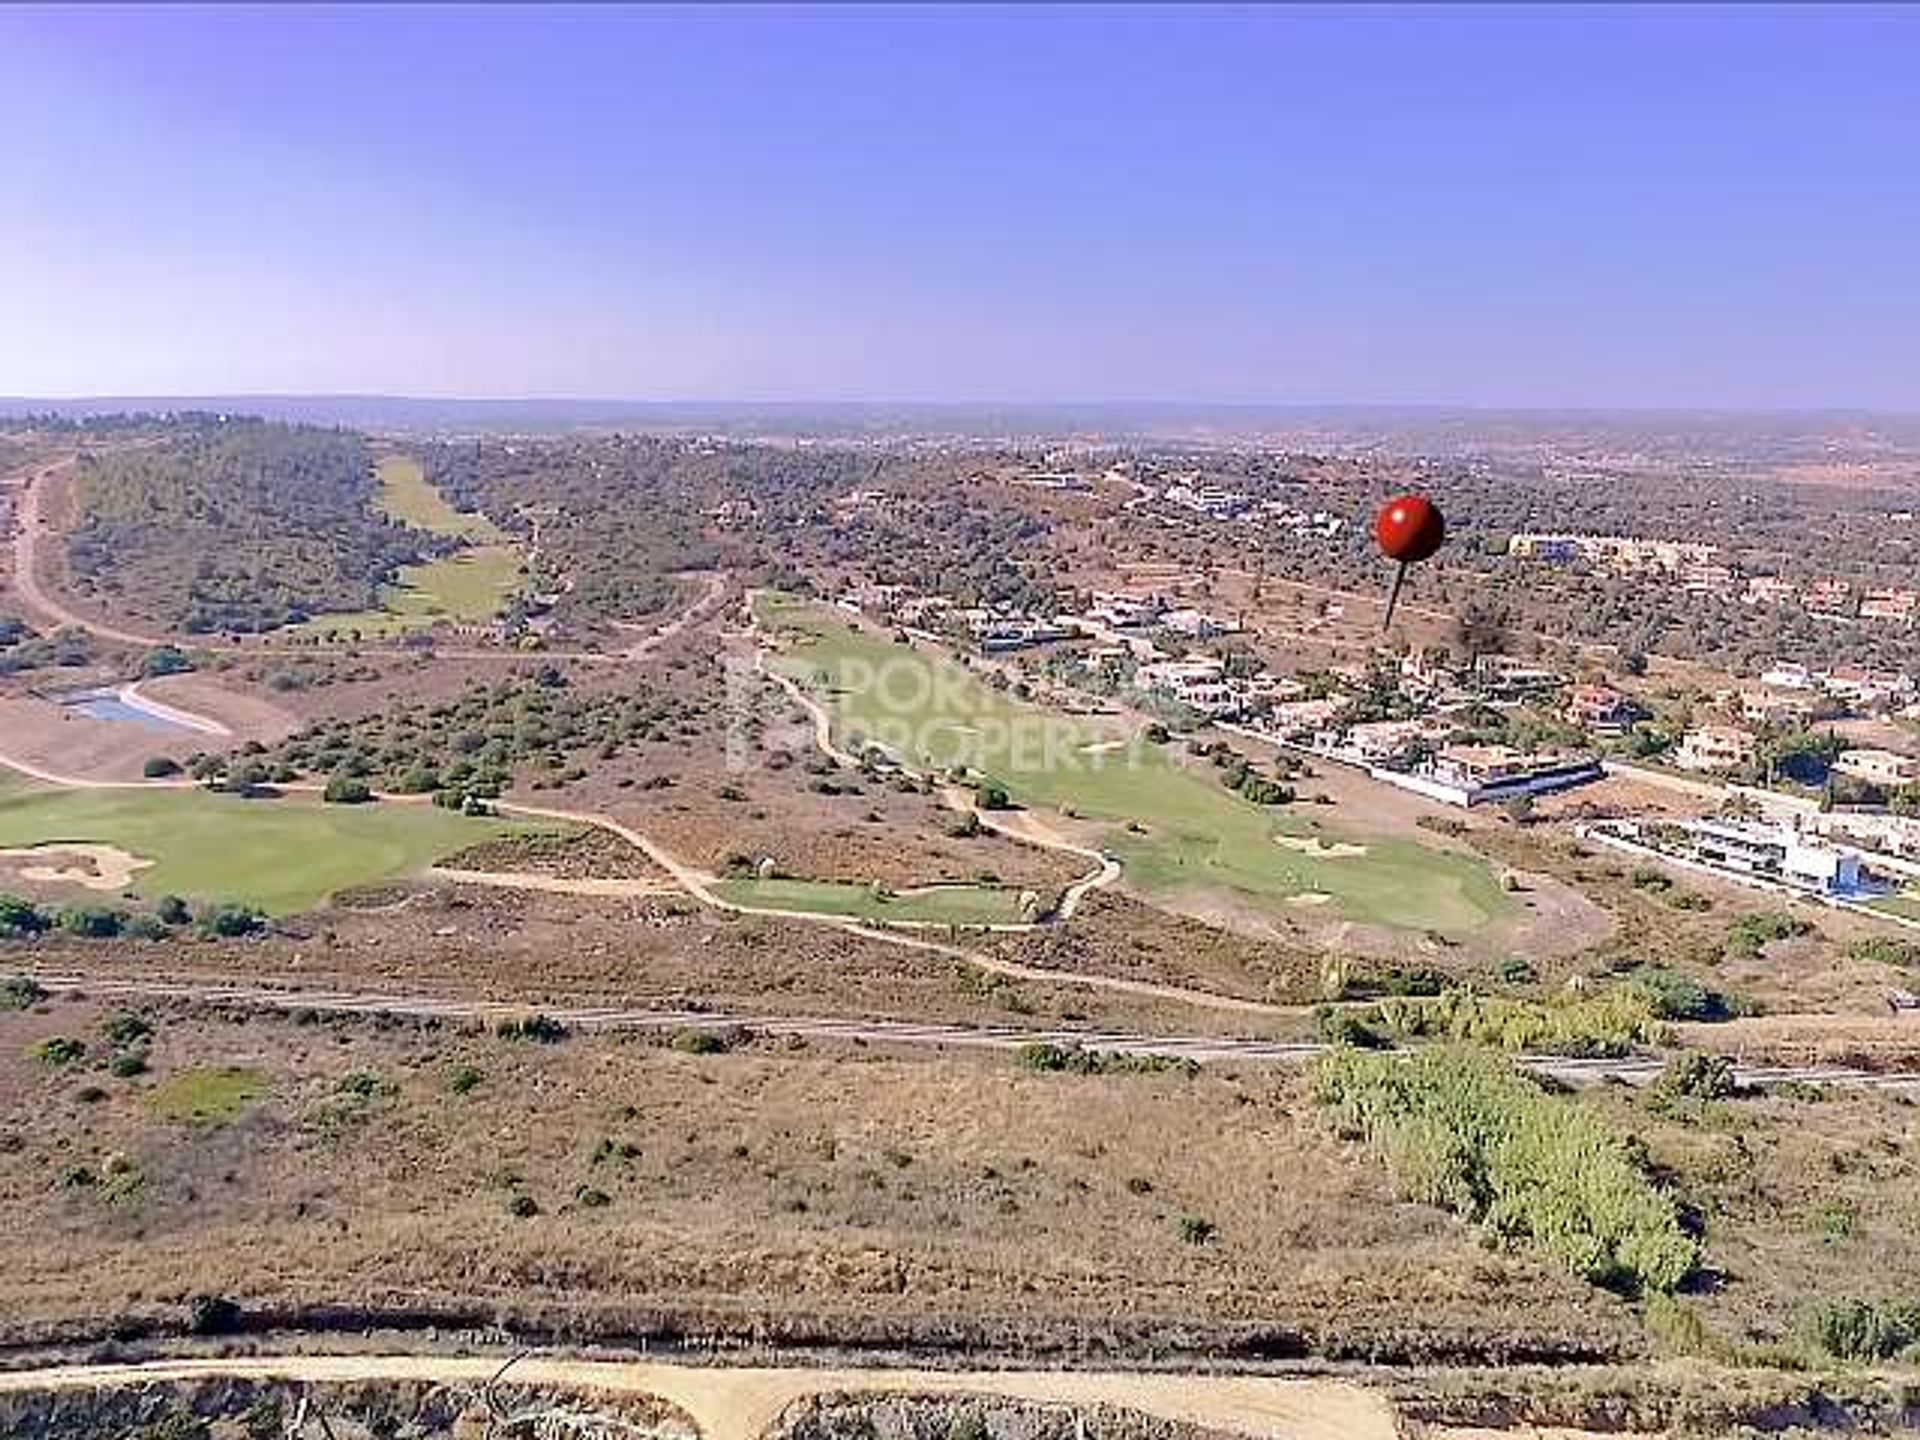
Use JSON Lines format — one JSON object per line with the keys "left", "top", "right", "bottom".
{"left": 1, "top": 992, "right": 1625, "bottom": 1360}
{"left": 7, "top": 881, "right": 1315, "bottom": 1040}
{"left": 2, "top": 991, "right": 1917, "bottom": 1377}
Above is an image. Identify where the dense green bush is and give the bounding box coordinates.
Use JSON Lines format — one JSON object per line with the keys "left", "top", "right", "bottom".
{"left": 322, "top": 774, "right": 373, "bottom": 804}
{"left": 1314, "top": 1046, "right": 1698, "bottom": 1295}
{"left": 496, "top": 1014, "right": 568, "bottom": 1043}
{"left": 1726, "top": 911, "right": 1814, "bottom": 959}
{"left": 103, "top": 1013, "right": 151, "bottom": 1047}
{"left": 142, "top": 645, "right": 195, "bottom": 677}
{"left": 0, "top": 895, "right": 50, "bottom": 937}
{"left": 31, "top": 1036, "right": 87, "bottom": 1067}
{"left": 1345, "top": 988, "right": 1668, "bottom": 1058}
{"left": 58, "top": 906, "right": 126, "bottom": 939}
{"left": 197, "top": 904, "right": 267, "bottom": 938}
{"left": 1650, "top": 1052, "right": 1738, "bottom": 1104}
{"left": 1810, "top": 1298, "right": 1920, "bottom": 1361}
{"left": 1632, "top": 966, "right": 1750, "bottom": 1023}
{"left": 1846, "top": 935, "right": 1920, "bottom": 969}
{"left": 0, "top": 975, "right": 46, "bottom": 1009}
{"left": 142, "top": 754, "right": 183, "bottom": 778}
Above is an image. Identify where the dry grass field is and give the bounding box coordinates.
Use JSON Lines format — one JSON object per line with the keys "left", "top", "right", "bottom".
{"left": 0, "top": 990, "right": 1628, "bottom": 1361}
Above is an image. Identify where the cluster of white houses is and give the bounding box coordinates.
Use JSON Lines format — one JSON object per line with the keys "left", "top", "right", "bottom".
{"left": 1584, "top": 801, "right": 1920, "bottom": 928}
{"left": 839, "top": 578, "right": 1919, "bottom": 816}
{"left": 1505, "top": 532, "right": 1917, "bottom": 625}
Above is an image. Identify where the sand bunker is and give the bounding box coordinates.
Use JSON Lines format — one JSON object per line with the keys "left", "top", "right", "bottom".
{"left": 1286, "top": 891, "right": 1335, "bottom": 907}
{"left": 1273, "top": 833, "right": 1370, "bottom": 858}
{"left": 0, "top": 842, "right": 154, "bottom": 891}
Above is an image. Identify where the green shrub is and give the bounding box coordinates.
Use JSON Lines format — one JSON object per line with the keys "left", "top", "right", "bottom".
{"left": 322, "top": 774, "right": 372, "bottom": 804}
{"left": 142, "top": 755, "right": 183, "bottom": 778}
{"left": 1315, "top": 1006, "right": 1391, "bottom": 1050}
{"left": 1313, "top": 1046, "right": 1697, "bottom": 1295}
{"left": 1177, "top": 1215, "right": 1217, "bottom": 1245}
{"left": 336, "top": 1069, "right": 397, "bottom": 1101}
{"left": 198, "top": 904, "right": 267, "bottom": 938}
{"left": 1240, "top": 775, "right": 1294, "bottom": 805}
{"left": 1810, "top": 1298, "right": 1920, "bottom": 1361}
{"left": 31, "top": 1035, "right": 87, "bottom": 1067}
{"left": 1494, "top": 957, "right": 1539, "bottom": 985}
{"left": 447, "top": 1064, "right": 484, "bottom": 1094}
{"left": 109, "top": 1051, "right": 149, "bottom": 1079}
{"left": 671, "top": 1027, "right": 728, "bottom": 1055}
{"left": 143, "top": 645, "right": 195, "bottom": 677}
{"left": 1727, "top": 911, "right": 1814, "bottom": 958}
{"left": 156, "top": 895, "right": 192, "bottom": 926}
{"left": 1846, "top": 936, "right": 1920, "bottom": 969}
{"left": 1349, "top": 988, "right": 1668, "bottom": 1059}
{"left": 0, "top": 975, "right": 47, "bottom": 1009}
{"left": 58, "top": 906, "right": 126, "bottom": 939}
{"left": 103, "top": 1013, "right": 152, "bottom": 1047}
{"left": 123, "top": 914, "right": 171, "bottom": 941}
{"left": 0, "top": 895, "right": 50, "bottom": 937}
{"left": 1633, "top": 966, "right": 1749, "bottom": 1023}
{"left": 507, "top": 1194, "right": 540, "bottom": 1219}
{"left": 496, "top": 1013, "right": 568, "bottom": 1043}
{"left": 1015, "top": 1041, "right": 1191, "bottom": 1075}
{"left": 1651, "top": 1052, "right": 1738, "bottom": 1103}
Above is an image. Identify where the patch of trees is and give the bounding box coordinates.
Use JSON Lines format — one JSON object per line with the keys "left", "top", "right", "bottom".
{"left": 258, "top": 674, "right": 699, "bottom": 803}
{"left": 0, "top": 891, "right": 262, "bottom": 941}
{"left": 67, "top": 420, "right": 431, "bottom": 633}
{"left": 0, "top": 616, "right": 94, "bottom": 674}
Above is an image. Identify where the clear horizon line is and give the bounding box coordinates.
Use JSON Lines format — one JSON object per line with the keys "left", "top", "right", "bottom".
{"left": 2, "top": 392, "right": 1915, "bottom": 419}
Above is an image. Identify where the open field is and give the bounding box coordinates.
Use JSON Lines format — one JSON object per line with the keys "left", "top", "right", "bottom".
{"left": 370, "top": 454, "right": 505, "bottom": 541}
{"left": 0, "top": 779, "right": 550, "bottom": 914}
{"left": 0, "top": 991, "right": 1628, "bottom": 1360}
{"left": 757, "top": 596, "right": 1507, "bottom": 937}
{"left": 710, "top": 876, "right": 1035, "bottom": 925}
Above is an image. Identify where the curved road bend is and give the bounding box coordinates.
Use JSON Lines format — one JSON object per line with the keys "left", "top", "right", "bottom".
{"left": 0, "top": 752, "right": 1291, "bottom": 1019}
{"left": 20, "top": 970, "right": 1920, "bottom": 1096}
{"left": 4, "top": 453, "right": 701, "bottom": 667}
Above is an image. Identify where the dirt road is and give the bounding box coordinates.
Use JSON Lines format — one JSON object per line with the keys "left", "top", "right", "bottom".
{"left": 24, "top": 969, "right": 1920, "bottom": 1093}
{"left": 0, "top": 1353, "right": 1399, "bottom": 1440}
{"left": 9, "top": 458, "right": 169, "bottom": 647}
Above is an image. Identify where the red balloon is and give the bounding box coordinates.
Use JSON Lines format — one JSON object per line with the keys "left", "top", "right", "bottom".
{"left": 1374, "top": 494, "right": 1446, "bottom": 565}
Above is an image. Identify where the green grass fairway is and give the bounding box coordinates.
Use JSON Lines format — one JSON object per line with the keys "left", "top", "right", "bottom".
{"left": 295, "top": 456, "right": 524, "bottom": 639}
{"left": 758, "top": 595, "right": 1507, "bottom": 936}
{"left": 0, "top": 782, "right": 552, "bottom": 915}
{"left": 294, "top": 545, "right": 526, "bottom": 640}
{"left": 711, "top": 876, "right": 1032, "bottom": 925}
{"left": 372, "top": 455, "right": 506, "bottom": 541}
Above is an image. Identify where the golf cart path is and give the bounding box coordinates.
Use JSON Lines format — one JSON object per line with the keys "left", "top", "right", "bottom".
{"left": 0, "top": 754, "right": 1290, "bottom": 1019}
{"left": 0, "top": 1354, "right": 1398, "bottom": 1440}
{"left": 754, "top": 641, "right": 1122, "bottom": 922}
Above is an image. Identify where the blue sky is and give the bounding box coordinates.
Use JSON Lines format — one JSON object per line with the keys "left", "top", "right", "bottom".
{"left": 3, "top": 4, "right": 1916, "bottom": 407}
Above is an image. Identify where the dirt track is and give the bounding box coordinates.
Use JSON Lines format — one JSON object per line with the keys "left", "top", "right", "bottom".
{"left": 0, "top": 1353, "right": 1399, "bottom": 1440}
